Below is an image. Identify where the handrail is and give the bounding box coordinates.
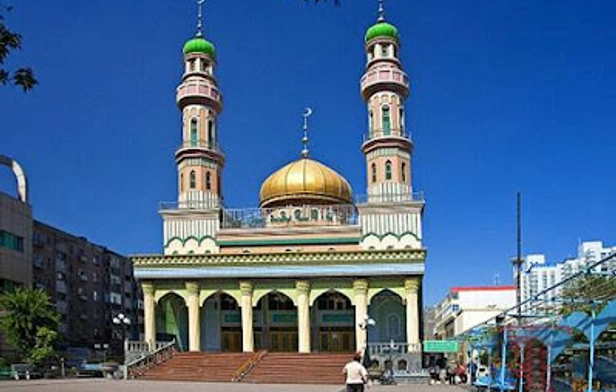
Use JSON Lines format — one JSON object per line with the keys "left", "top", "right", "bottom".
{"left": 125, "top": 340, "right": 177, "bottom": 379}
{"left": 231, "top": 350, "right": 268, "bottom": 382}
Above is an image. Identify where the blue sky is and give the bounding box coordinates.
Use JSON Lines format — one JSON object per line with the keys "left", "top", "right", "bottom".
{"left": 1, "top": 0, "right": 615, "bottom": 306}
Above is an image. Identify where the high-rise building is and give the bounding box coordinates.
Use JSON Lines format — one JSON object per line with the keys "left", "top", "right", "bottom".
{"left": 517, "top": 241, "right": 616, "bottom": 313}
{"left": 1, "top": 155, "right": 143, "bottom": 361}
{"left": 133, "top": 2, "right": 426, "bottom": 369}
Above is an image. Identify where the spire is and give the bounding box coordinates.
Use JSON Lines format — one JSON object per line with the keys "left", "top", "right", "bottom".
{"left": 377, "top": 0, "right": 385, "bottom": 22}
{"left": 196, "top": 0, "right": 205, "bottom": 37}
{"left": 301, "top": 107, "right": 313, "bottom": 158}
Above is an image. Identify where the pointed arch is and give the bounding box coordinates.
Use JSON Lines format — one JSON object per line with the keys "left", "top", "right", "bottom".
{"left": 382, "top": 105, "right": 391, "bottom": 135}
{"left": 206, "top": 172, "right": 212, "bottom": 190}
{"left": 385, "top": 160, "right": 392, "bottom": 180}
{"left": 371, "top": 163, "right": 377, "bottom": 183}
{"left": 190, "top": 118, "right": 198, "bottom": 146}
{"left": 189, "top": 170, "right": 196, "bottom": 189}
{"left": 401, "top": 162, "right": 407, "bottom": 182}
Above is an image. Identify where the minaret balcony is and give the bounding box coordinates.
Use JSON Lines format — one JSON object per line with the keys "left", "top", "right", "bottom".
{"left": 177, "top": 82, "right": 223, "bottom": 112}
{"left": 176, "top": 140, "right": 224, "bottom": 154}
{"left": 361, "top": 68, "right": 409, "bottom": 100}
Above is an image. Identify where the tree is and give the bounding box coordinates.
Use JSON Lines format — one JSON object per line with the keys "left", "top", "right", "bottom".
{"left": 0, "top": 4, "right": 37, "bottom": 90}
{"left": 0, "top": 288, "right": 60, "bottom": 364}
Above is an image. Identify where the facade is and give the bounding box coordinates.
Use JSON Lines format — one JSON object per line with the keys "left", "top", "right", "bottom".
{"left": 133, "top": 3, "right": 426, "bottom": 363}
{"left": 0, "top": 156, "right": 32, "bottom": 359}
{"left": 0, "top": 154, "right": 142, "bottom": 360}
{"left": 433, "top": 286, "right": 516, "bottom": 339}
{"left": 518, "top": 241, "right": 616, "bottom": 313}
{"left": 32, "top": 221, "right": 143, "bottom": 358}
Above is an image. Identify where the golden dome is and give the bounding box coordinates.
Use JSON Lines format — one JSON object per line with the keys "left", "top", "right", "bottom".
{"left": 260, "top": 158, "right": 353, "bottom": 208}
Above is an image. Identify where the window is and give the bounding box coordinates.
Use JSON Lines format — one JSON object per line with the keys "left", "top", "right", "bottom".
{"left": 207, "top": 120, "right": 214, "bottom": 146}
{"left": 382, "top": 105, "right": 391, "bottom": 135}
{"left": 382, "top": 45, "right": 388, "bottom": 57}
{"left": 189, "top": 171, "right": 196, "bottom": 189}
{"left": 180, "top": 173, "right": 184, "bottom": 192}
{"left": 189, "top": 60, "right": 195, "bottom": 72}
{"left": 369, "top": 110, "right": 374, "bottom": 134}
{"left": 190, "top": 118, "right": 198, "bottom": 146}
{"left": 371, "top": 163, "right": 377, "bottom": 183}
{"left": 399, "top": 108, "right": 405, "bottom": 132}
{"left": 385, "top": 160, "right": 392, "bottom": 180}
{"left": 0, "top": 230, "right": 24, "bottom": 252}
{"left": 206, "top": 172, "right": 211, "bottom": 190}
{"left": 401, "top": 162, "right": 406, "bottom": 182}
{"left": 386, "top": 313, "right": 400, "bottom": 338}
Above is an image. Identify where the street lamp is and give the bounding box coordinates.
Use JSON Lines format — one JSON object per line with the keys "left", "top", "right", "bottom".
{"left": 112, "top": 313, "right": 131, "bottom": 360}
{"left": 358, "top": 315, "right": 376, "bottom": 368}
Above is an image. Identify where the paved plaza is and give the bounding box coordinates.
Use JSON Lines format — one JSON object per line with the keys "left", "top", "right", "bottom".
{"left": 0, "top": 379, "right": 467, "bottom": 392}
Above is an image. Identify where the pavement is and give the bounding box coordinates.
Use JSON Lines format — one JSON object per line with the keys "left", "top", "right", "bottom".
{"left": 0, "top": 379, "right": 469, "bottom": 392}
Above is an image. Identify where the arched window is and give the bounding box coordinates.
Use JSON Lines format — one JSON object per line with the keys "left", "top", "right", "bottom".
{"left": 387, "top": 313, "right": 401, "bottom": 338}
{"left": 382, "top": 45, "right": 388, "bottom": 57}
{"left": 371, "top": 163, "right": 377, "bottom": 183}
{"left": 369, "top": 110, "right": 374, "bottom": 136}
{"left": 382, "top": 105, "right": 391, "bottom": 135}
{"left": 207, "top": 120, "right": 214, "bottom": 147}
{"left": 190, "top": 118, "right": 198, "bottom": 146}
{"left": 205, "top": 172, "right": 211, "bottom": 190}
{"left": 399, "top": 108, "right": 405, "bottom": 133}
{"left": 189, "top": 60, "right": 195, "bottom": 72}
{"left": 401, "top": 162, "right": 407, "bottom": 182}
{"left": 180, "top": 173, "right": 184, "bottom": 192}
{"left": 385, "top": 160, "right": 392, "bottom": 180}
{"left": 189, "top": 170, "right": 196, "bottom": 189}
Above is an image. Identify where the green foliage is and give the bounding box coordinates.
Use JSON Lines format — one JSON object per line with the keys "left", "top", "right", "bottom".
{"left": 0, "top": 5, "right": 37, "bottom": 91}
{"left": 0, "top": 288, "right": 60, "bottom": 364}
{"left": 560, "top": 273, "right": 616, "bottom": 316}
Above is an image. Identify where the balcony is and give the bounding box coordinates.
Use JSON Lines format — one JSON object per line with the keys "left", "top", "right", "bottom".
{"left": 361, "top": 67, "right": 409, "bottom": 99}
{"left": 160, "top": 199, "right": 222, "bottom": 210}
{"left": 175, "top": 139, "right": 224, "bottom": 156}
{"left": 221, "top": 204, "right": 358, "bottom": 229}
{"left": 355, "top": 192, "right": 424, "bottom": 204}
{"left": 176, "top": 81, "right": 222, "bottom": 112}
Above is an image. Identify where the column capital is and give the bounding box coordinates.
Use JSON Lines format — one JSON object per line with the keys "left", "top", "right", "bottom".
{"left": 404, "top": 277, "right": 421, "bottom": 294}
{"left": 296, "top": 280, "right": 311, "bottom": 294}
{"left": 142, "top": 282, "right": 156, "bottom": 296}
{"left": 239, "top": 281, "right": 253, "bottom": 295}
{"left": 353, "top": 279, "right": 369, "bottom": 294}
{"left": 185, "top": 281, "right": 200, "bottom": 295}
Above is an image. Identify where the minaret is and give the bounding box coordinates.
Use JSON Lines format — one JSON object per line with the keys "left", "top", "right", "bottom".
{"left": 361, "top": 0, "right": 412, "bottom": 202}
{"left": 357, "top": 1, "right": 424, "bottom": 252}
{"left": 175, "top": 0, "right": 224, "bottom": 208}
{"left": 161, "top": 1, "right": 223, "bottom": 256}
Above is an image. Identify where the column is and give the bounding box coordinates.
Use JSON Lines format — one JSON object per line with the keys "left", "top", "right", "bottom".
{"left": 296, "top": 280, "right": 311, "bottom": 353}
{"left": 186, "top": 281, "right": 201, "bottom": 352}
{"left": 353, "top": 279, "right": 369, "bottom": 352}
{"left": 239, "top": 281, "right": 254, "bottom": 352}
{"left": 405, "top": 277, "right": 421, "bottom": 352}
{"left": 142, "top": 282, "right": 156, "bottom": 350}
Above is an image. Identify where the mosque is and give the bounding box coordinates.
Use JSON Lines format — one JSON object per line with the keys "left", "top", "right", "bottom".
{"left": 132, "top": 1, "right": 426, "bottom": 363}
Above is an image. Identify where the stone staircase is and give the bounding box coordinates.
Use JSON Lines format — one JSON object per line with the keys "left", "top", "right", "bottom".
{"left": 137, "top": 351, "right": 353, "bottom": 384}
{"left": 241, "top": 352, "right": 352, "bottom": 384}
{"left": 138, "top": 352, "right": 251, "bottom": 382}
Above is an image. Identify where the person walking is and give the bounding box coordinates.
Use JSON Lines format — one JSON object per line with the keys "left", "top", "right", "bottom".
{"left": 342, "top": 352, "right": 369, "bottom": 392}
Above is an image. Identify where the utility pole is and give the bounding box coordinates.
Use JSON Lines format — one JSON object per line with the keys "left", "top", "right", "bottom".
{"left": 511, "top": 192, "right": 523, "bottom": 324}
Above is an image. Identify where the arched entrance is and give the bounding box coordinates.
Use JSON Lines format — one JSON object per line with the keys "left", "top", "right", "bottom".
{"left": 313, "top": 290, "right": 355, "bottom": 352}
{"left": 369, "top": 290, "right": 406, "bottom": 344}
{"left": 254, "top": 292, "right": 298, "bottom": 352}
{"left": 202, "top": 292, "right": 241, "bottom": 352}
{"left": 156, "top": 293, "right": 189, "bottom": 351}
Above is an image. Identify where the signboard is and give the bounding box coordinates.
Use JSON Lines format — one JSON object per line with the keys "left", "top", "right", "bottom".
{"left": 423, "top": 340, "right": 459, "bottom": 353}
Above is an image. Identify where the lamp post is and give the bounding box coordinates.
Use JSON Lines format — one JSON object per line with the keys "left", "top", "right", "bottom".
{"left": 112, "top": 313, "right": 131, "bottom": 361}
{"left": 94, "top": 343, "right": 109, "bottom": 362}
{"left": 358, "top": 315, "right": 376, "bottom": 368}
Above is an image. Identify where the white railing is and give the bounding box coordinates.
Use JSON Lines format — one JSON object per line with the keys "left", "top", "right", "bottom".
{"left": 125, "top": 340, "right": 177, "bottom": 379}
{"left": 355, "top": 192, "right": 424, "bottom": 204}
{"left": 366, "top": 342, "right": 422, "bottom": 356}
{"left": 221, "top": 204, "right": 358, "bottom": 229}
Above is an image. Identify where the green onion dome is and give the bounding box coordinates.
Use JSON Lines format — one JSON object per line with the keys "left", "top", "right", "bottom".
{"left": 183, "top": 36, "right": 216, "bottom": 58}
{"left": 365, "top": 22, "right": 399, "bottom": 42}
